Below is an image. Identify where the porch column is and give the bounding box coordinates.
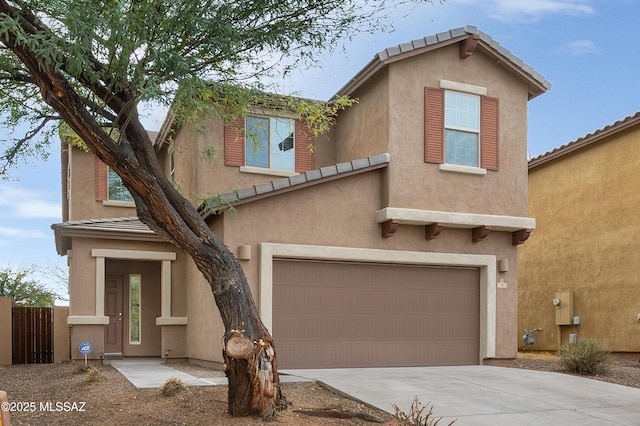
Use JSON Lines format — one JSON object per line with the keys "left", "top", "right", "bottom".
{"left": 161, "top": 259, "right": 171, "bottom": 318}
{"left": 95, "top": 255, "right": 106, "bottom": 317}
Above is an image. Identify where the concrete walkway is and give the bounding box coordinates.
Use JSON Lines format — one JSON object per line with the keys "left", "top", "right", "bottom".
{"left": 110, "top": 358, "right": 311, "bottom": 388}
{"left": 110, "top": 359, "right": 640, "bottom": 425}
{"left": 110, "top": 358, "right": 214, "bottom": 388}
{"left": 281, "top": 366, "right": 640, "bottom": 426}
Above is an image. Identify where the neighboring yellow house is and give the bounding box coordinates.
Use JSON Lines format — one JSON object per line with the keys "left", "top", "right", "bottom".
{"left": 519, "top": 112, "right": 640, "bottom": 353}
{"left": 53, "top": 26, "right": 550, "bottom": 368}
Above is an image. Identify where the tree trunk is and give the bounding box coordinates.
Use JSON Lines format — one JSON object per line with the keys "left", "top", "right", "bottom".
{"left": 192, "top": 242, "right": 285, "bottom": 417}
{"left": 0, "top": 6, "right": 284, "bottom": 415}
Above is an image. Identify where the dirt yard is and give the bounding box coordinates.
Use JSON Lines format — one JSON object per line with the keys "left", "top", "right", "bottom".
{"left": 1, "top": 353, "right": 639, "bottom": 425}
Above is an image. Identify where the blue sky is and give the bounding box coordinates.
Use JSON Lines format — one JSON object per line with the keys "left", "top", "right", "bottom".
{"left": 1, "top": 0, "right": 638, "bottom": 301}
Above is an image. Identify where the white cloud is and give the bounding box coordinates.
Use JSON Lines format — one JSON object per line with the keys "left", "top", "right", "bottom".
{"left": 566, "top": 39, "right": 602, "bottom": 55}
{"left": 454, "top": 0, "right": 594, "bottom": 22}
{"left": 0, "top": 183, "right": 61, "bottom": 219}
{"left": 0, "top": 226, "right": 47, "bottom": 239}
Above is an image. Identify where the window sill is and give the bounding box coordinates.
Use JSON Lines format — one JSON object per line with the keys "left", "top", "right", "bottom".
{"left": 103, "top": 200, "right": 136, "bottom": 207}
{"left": 240, "top": 166, "right": 298, "bottom": 177}
{"left": 439, "top": 163, "right": 487, "bottom": 176}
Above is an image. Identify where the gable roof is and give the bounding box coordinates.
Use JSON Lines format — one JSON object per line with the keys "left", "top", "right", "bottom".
{"left": 529, "top": 111, "right": 640, "bottom": 169}
{"left": 335, "top": 25, "right": 551, "bottom": 100}
{"left": 52, "top": 153, "right": 390, "bottom": 254}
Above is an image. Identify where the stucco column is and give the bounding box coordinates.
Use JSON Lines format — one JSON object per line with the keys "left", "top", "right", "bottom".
{"left": 95, "top": 256, "right": 105, "bottom": 317}
{"left": 161, "top": 259, "right": 171, "bottom": 318}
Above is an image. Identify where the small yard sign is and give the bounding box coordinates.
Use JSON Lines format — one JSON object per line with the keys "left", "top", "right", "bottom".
{"left": 79, "top": 341, "right": 93, "bottom": 366}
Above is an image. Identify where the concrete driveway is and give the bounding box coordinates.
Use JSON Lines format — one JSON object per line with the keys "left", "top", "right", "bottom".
{"left": 280, "top": 366, "right": 640, "bottom": 425}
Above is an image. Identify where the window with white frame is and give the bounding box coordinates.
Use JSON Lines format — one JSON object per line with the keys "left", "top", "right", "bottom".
{"left": 245, "top": 116, "right": 295, "bottom": 171}
{"left": 129, "top": 274, "right": 141, "bottom": 344}
{"left": 444, "top": 91, "right": 480, "bottom": 167}
{"left": 107, "top": 167, "right": 134, "bottom": 202}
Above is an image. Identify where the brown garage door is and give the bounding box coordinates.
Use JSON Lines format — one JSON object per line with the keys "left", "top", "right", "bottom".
{"left": 273, "top": 259, "right": 480, "bottom": 369}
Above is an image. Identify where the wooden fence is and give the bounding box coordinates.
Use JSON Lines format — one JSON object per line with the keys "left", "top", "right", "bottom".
{"left": 12, "top": 306, "right": 53, "bottom": 364}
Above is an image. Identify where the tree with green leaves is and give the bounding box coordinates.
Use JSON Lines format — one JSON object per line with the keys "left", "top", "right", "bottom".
{"left": 0, "top": 265, "right": 57, "bottom": 307}
{"left": 0, "top": 0, "right": 433, "bottom": 417}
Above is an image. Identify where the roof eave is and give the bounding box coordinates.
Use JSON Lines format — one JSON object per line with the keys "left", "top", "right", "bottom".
{"left": 51, "top": 221, "right": 162, "bottom": 256}
{"left": 333, "top": 26, "right": 551, "bottom": 100}
{"left": 529, "top": 111, "right": 640, "bottom": 169}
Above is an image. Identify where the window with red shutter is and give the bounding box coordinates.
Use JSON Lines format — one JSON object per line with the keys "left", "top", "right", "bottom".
{"left": 224, "top": 115, "right": 314, "bottom": 173}
{"left": 95, "top": 157, "right": 133, "bottom": 202}
{"left": 424, "top": 86, "right": 499, "bottom": 171}
{"left": 95, "top": 157, "right": 108, "bottom": 201}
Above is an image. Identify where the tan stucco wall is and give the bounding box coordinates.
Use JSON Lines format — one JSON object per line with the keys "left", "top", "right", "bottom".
{"left": 333, "top": 69, "right": 390, "bottom": 163}
{"left": 183, "top": 170, "right": 521, "bottom": 361}
{"left": 519, "top": 128, "right": 640, "bottom": 352}
{"left": 67, "top": 147, "right": 137, "bottom": 220}
{"left": 171, "top": 114, "right": 333, "bottom": 207}
{"left": 0, "top": 297, "right": 12, "bottom": 365}
{"left": 54, "top": 306, "right": 70, "bottom": 362}
{"left": 386, "top": 46, "right": 529, "bottom": 216}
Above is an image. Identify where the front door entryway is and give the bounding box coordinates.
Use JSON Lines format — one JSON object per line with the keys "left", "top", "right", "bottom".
{"left": 105, "top": 274, "right": 124, "bottom": 353}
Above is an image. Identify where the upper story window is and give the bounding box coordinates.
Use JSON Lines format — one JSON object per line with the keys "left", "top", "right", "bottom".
{"left": 424, "top": 80, "right": 499, "bottom": 173}
{"left": 444, "top": 91, "right": 480, "bottom": 167}
{"left": 245, "top": 116, "right": 295, "bottom": 171}
{"left": 107, "top": 166, "right": 133, "bottom": 202}
{"left": 224, "top": 114, "right": 314, "bottom": 176}
{"left": 95, "top": 158, "right": 135, "bottom": 205}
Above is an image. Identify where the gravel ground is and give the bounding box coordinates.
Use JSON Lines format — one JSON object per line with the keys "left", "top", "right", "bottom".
{"left": 511, "top": 352, "right": 640, "bottom": 388}
{"left": 1, "top": 353, "right": 639, "bottom": 425}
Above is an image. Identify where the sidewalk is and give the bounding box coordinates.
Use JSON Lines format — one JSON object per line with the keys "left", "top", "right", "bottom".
{"left": 110, "top": 358, "right": 312, "bottom": 388}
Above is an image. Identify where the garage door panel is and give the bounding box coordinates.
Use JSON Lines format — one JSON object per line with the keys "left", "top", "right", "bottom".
{"left": 273, "top": 260, "right": 480, "bottom": 368}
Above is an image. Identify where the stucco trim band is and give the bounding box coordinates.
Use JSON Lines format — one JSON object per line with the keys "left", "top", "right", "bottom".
{"left": 156, "top": 317, "right": 188, "bottom": 326}
{"left": 376, "top": 207, "right": 536, "bottom": 232}
{"left": 259, "top": 243, "right": 496, "bottom": 360}
{"left": 67, "top": 315, "right": 109, "bottom": 325}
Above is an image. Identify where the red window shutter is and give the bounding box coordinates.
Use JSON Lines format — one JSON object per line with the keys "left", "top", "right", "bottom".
{"left": 480, "top": 96, "right": 499, "bottom": 171}
{"left": 224, "top": 116, "right": 245, "bottom": 166}
{"left": 95, "top": 157, "right": 107, "bottom": 201}
{"left": 295, "top": 120, "right": 314, "bottom": 173}
{"left": 424, "top": 87, "right": 444, "bottom": 163}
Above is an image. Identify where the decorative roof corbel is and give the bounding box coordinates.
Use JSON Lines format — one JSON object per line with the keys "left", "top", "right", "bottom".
{"left": 472, "top": 225, "right": 492, "bottom": 243}
{"left": 381, "top": 219, "right": 399, "bottom": 238}
{"left": 459, "top": 34, "right": 480, "bottom": 59}
{"left": 425, "top": 222, "right": 444, "bottom": 240}
{"left": 512, "top": 228, "right": 532, "bottom": 245}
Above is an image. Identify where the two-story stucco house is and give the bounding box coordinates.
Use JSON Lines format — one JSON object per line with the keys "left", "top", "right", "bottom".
{"left": 519, "top": 112, "right": 640, "bottom": 353}
{"left": 52, "top": 26, "right": 550, "bottom": 369}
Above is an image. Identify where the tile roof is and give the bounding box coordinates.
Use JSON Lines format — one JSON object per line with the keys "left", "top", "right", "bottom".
{"left": 529, "top": 111, "right": 640, "bottom": 168}
{"left": 202, "top": 153, "right": 390, "bottom": 218}
{"left": 51, "top": 217, "right": 160, "bottom": 254}
{"left": 52, "top": 154, "right": 391, "bottom": 253}
{"left": 336, "top": 25, "right": 551, "bottom": 100}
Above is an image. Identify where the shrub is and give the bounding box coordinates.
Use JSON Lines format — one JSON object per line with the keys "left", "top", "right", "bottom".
{"left": 392, "top": 397, "right": 456, "bottom": 426}
{"left": 161, "top": 377, "right": 187, "bottom": 396}
{"left": 84, "top": 366, "right": 106, "bottom": 383}
{"left": 558, "top": 338, "right": 610, "bottom": 375}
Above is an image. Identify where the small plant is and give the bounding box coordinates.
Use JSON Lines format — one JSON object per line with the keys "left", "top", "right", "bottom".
{"left": 73, "top": 364, "right": 90, "bottom": 375}
{"left": 84, "top": 366, "right": 106, "bottom": 383}
{"left": 392, "top": 397, "right": 456, "bottom": 426}
{"left": 558, "top": 338, "right": 610, "bottom": 375}
{"left": 161, "top": 377, "right": 187, "bottom": 396}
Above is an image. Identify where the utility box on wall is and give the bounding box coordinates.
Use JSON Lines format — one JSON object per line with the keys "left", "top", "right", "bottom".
{"left": 555, "top": 291, "right": 574, "bottom": 325}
